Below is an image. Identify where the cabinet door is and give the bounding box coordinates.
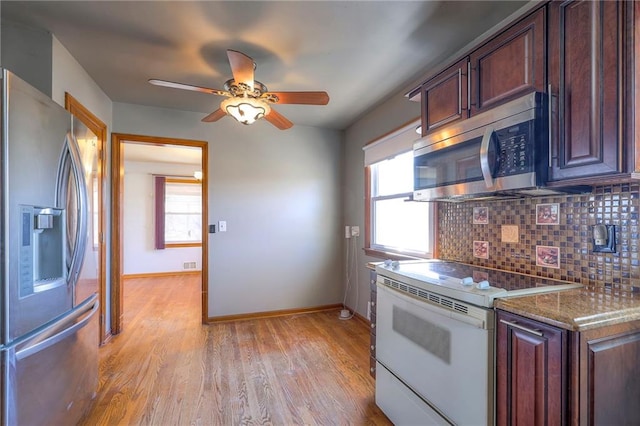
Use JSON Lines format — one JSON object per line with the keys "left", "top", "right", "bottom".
{"left": 470, "top": 8, "right": 546, "bottom": 115}
{"left": 548, "top": 0, "right": 622, "bottom": 182}
{"left": 496, "top": 311, "right": 566, "bottom": 426}
{"left": 576, "top": 325, "right": 640, "bottom": 425}
{"left": 420, "top": 58, "right": 469, "bottom": 135}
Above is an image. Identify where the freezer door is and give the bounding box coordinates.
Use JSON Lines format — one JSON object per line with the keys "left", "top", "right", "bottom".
{"left": 2, "top": 295, "right": 99, "bottom": 426}
{"left": 3, "top": 70, "right": 74, "bottom": 342}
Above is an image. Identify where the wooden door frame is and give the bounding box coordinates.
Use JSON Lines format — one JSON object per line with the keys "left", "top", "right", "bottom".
{"left": 110, "top": 133, "right": 208, "bottom": 334}
{"left": 64, "top": 93, "right": 110, "bottom": 344}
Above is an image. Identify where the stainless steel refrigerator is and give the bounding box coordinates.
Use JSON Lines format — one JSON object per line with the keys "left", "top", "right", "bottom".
{"left": 0, "top": 69, "right": 100, "bottom": 425}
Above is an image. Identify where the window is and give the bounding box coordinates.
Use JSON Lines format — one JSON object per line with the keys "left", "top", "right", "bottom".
{"left": 366, "top": 151, "right": 434, "bottom": 258}
{"left": 155, "top": 177, "right": 202, "bottom": 249}
{"left": 164, "top": 179, "right": 202, "bottom": 244}
{"left": 362, "top": 119, "right": 435, "bottom": 259}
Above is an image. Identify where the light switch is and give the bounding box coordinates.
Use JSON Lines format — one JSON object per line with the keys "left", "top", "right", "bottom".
{"left": 218, "top": 220, "right": 227, "bottom": 232}
{"left": 501, "top": 225, "right": 519, "bottom": 243}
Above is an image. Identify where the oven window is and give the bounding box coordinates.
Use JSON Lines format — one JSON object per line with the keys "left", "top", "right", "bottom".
{"left": 366, "top": 151, "right": 434, "bottom": 259}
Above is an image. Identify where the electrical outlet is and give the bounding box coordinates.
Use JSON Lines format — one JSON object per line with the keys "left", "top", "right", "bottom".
{"left": 218, "top": 220, "right": 227, "bottom": 232}
{"left": 592, "top": 224, "right": 616, "bottom": 253}
{"left": 351, "top": 226, "right": 360, "bottom": 237}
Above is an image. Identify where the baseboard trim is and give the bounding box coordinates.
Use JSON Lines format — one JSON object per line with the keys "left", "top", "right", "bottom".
{"left": 207, "top": 303, "right": 343, "bottom": 323}
{"left": 100, "top": 332, "right": 113, "bottom": 346}
{"left": 353, "top": 311, "right": 370, "bottom": 326}
{"left": 343, "top": 304, "right": 370, "bottom": 325}
{"left": 123, "top": 271, "right": 201, "bottom": 279}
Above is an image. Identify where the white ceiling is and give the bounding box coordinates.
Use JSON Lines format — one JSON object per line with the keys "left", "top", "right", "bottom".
{"left": 1, "top": 0, "right": 531, "bottom": 130}
{"left": 124, "top": 143, "right": 202, "bottom": 165}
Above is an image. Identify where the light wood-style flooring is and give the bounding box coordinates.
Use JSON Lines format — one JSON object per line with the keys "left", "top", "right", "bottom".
{"left": 79, "top": 274, "right": 391, "bottom": 425}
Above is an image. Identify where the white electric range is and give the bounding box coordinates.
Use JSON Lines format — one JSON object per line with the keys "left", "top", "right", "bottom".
{"left": 374, "top": 260, "right": 582, "bottom": 425}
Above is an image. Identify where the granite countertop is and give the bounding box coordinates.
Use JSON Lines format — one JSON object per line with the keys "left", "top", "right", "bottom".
{"left": 495, "top": 287, "right": 640, "bottom": 331}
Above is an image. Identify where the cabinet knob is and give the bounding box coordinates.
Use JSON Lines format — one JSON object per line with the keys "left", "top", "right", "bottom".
{"left": 371, "top": 302, "right": 375, "bottom": 307}
{"left": 370, "top": 367, "right": 375, "bottom": 373}
{"left": 370, "top": 345, "right": 375, "bottom": 351}
{"left": 371, "top": 323, "right": 376, "bottom": 329}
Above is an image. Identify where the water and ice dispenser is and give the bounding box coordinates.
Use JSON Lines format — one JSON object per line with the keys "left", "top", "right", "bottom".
{"left": 19, "top": 205, "right": 66, "bottom": 297}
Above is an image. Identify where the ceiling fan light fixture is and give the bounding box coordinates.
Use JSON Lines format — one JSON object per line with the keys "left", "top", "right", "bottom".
{"left": 221, "top": 97, "right": 271, "bottom": 125}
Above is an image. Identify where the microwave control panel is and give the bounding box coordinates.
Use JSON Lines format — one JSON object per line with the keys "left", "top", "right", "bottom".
{"left": 495, "top": 121, "right": 534, "bottom": 177}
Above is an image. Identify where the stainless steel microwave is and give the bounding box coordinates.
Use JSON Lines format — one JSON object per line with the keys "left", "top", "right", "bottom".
{"left": 413, "top": 92, "right": 562, "bottom": 201}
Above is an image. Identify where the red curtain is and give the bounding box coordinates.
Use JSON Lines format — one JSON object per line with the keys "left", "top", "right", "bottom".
{"left": 154, "top": 176, "right": 166, "bottom": 249}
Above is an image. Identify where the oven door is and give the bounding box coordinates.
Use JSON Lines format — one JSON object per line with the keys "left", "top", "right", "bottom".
{"left": 375, "top": 282, "right": 494, "bottom": 425}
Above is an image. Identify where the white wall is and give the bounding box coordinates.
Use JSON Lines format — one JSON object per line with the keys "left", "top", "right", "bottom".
{"left": 51, "top": 37, "right": 113, "bottom": 125}
{"left": 113, "top": 103, "right": 344, "bottom": 318}
{"left": 342, "top": 94, "right": 420, "bottom": 317}
{"left": 123, "top": 161, "right": 202, "bottom": 275}
{"left": 50, "top": 36, "right": 114, "bottom": 330}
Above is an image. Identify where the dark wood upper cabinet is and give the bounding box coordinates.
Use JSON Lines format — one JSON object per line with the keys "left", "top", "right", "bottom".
{"left": 415, "top": 8, "right": 546, "bottom": 137}
{"left": 419, "top": 58, "right": 469, "bottom": 135}
{"left": 410, "top": 0, "right": 639, "bottom": 182}
{"left": 547, "top": 0, "right": 623, "bottom": 182}
{"left": 496, "top": 310, "right": 566, "bottom": 426}
{"left": 470, "top": 8, "right": 546, "bottom": 115}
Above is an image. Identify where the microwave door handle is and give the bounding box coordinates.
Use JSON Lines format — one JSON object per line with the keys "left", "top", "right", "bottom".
{"left": 480, "top": 126, "right": 495, "bottom": 189}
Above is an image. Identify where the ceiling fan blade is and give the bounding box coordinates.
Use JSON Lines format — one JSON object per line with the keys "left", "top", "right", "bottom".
{"left": 264, "top": 109, "right": 293, "bottom": 130}
{"left": 149, "top": 79, "right": 228, "bottom": 97}
{"left": 201, "top": 108, "right": 227, "bottom": 122}
{"left": 266, "top": 91, "right": 330, "bottom": 105}
{"left": 227, "top": 50, "right": 255, "bottom": 91}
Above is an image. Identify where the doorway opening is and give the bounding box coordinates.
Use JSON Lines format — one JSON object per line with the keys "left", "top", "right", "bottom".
{"left": 111, "top": 133, "right": 208, "bottom": 334}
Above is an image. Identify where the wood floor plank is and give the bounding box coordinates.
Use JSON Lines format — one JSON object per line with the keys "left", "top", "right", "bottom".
{"left": 79, "top": 274, "right": 391, "bottom": 425}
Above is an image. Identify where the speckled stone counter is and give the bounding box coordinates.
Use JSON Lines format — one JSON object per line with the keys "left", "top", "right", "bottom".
{"left": 495, "top": 288, "right": 640, "bottom": 331}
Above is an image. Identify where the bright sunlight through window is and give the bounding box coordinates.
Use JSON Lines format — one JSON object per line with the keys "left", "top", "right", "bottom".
{"left": 165, "top": 180, "right": 202, "bottom": 243}
{"left": 370, "top": 151, "right": 433, "bottom": 256}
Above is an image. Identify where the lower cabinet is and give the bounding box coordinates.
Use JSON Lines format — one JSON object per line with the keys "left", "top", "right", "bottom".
{"left": 497, "top": 310, "right": 640, "bottom": 425}
{"left": 496, "top": 310, "right": 566, "bottom": 425}
{"left": 369, "top": 270, "right": 377, "bottom": 378}
{"left": 571, "top": 319, "right": 640, "bottom": 425}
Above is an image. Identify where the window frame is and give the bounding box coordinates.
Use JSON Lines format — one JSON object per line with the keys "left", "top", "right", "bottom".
{"left": 155, "top": 177, "right": 203, "bottom": 249}
{"left": 364, "top": 157, "right": 437, "bottom": 261}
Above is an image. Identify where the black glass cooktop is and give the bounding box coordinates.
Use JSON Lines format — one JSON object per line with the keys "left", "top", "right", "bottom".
{"left": 381, "top": 260, "right": 578, "bottom": 292}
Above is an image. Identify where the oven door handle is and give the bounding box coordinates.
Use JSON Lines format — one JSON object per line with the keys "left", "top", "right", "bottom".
{"left": 479, "top": 126, "right": 496, "bottom": 189}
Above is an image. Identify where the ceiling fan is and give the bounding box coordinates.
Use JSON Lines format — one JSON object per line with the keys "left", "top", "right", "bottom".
{"left": 149, "top": 49, "right": 330, "bottom": 130}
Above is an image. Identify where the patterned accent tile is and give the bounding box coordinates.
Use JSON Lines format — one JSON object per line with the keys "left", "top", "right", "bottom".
{"left": 437, "top": 184, "right": 640, "bottom": 295}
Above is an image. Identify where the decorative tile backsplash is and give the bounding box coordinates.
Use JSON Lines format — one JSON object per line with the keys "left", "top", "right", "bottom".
{"left": 437, "top": 183, "right": 640, "bottom": 293}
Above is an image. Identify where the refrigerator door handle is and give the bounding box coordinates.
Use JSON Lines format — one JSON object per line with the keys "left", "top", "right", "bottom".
{"left": 15, "top": 294, "right": 98, "bottom": 361}
{"left": 55, "top": 132, "right": 89, "bottom": 289}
